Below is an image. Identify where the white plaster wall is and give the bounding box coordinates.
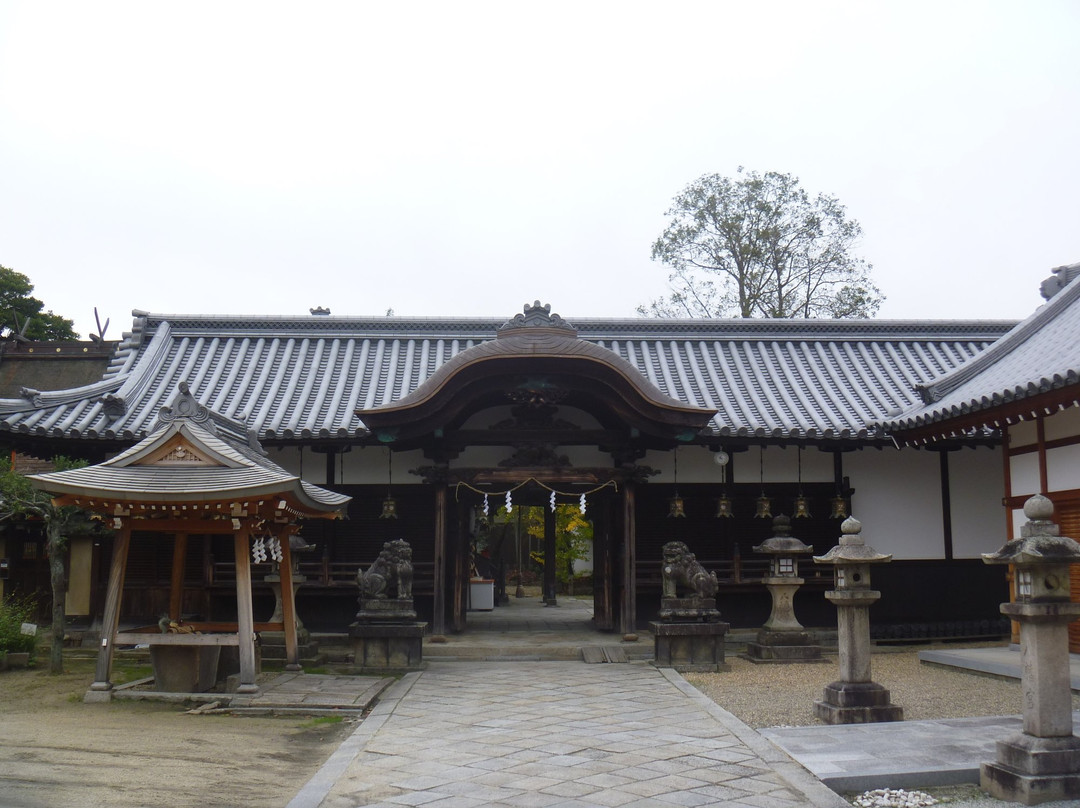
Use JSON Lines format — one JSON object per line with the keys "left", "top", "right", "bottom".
{"left": 1009, "top": 452, "right": 1041, "bottom": 497}
{"left": 844, "top": 448, "right": 945, "bottom": 559}
{"left": 644, "top": 445, "right": 833, "bottom": 485}
{"left": 1046, "top": 443, "right": 1080, "bottom": 493}
{"left": 275, "top": 446, "right": 431, "bottom": 485}
{"left": 1043, "top": 405, "right": 1080, "bottom": 442}
{"left": 1011, "top": 507, "right": 1026, "bottom": 539}
{"left": 948, "top": 447, "right": 1009, "bottom": 558}
{"left": 1008, "top": 420, "right": 1039, "bottom": 448}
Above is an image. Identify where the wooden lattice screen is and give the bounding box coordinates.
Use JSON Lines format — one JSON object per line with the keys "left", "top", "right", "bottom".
{"left": 1053, "top": 501, "right": 1080, "bottom": 654}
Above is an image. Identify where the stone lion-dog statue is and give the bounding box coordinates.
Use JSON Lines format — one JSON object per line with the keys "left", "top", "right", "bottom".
{"left": 661, "top": 541, "right": 718, "bottom": 600}
{"left": 358, "top": 539, "right": 414, "bottom": 600}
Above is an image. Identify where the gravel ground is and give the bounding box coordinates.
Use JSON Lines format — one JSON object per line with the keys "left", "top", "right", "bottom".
{"left": 684, "top": 645, "right": 1080, "bottom": 807}
{"left": 684, "top": 645, "right": 1080, "bottom": 729}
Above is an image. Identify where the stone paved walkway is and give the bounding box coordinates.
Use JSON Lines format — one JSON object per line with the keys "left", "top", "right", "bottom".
{"left": 288, "top": 661, "right": 846, "bottom": 808}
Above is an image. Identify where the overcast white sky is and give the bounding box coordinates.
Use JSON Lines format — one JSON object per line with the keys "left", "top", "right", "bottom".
{"left": 1, "top": 1, "right": 1077, "bottom": 339}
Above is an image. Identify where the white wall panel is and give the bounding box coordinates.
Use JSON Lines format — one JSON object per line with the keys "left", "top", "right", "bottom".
{"left": 1009, "top": 452, "right": 1041, "bottom": 497}
{"left": 1008, "top": 420, "right": 1038, "bottom": 448}
{"left": 1046, "top": 443, "right": 1080, "bottom": 492}
{"left": 948, "top": 448, "right": 1008, "bottom": 558}
{"left": 844, "top": 449, "right": 944, "bottom": 559}
{"left": 1044, "top": 405, "right": 1080, "bottom": 442}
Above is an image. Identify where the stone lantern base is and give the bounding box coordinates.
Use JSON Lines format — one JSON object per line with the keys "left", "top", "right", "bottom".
{"left": 980, "top": 733, "right": 1080, "bottom": 805}
{"left": 814, "top": 681, "right": 903, "bottom": 724}
{"left": 745, "top": 629, "right": 824, "bottom": 663}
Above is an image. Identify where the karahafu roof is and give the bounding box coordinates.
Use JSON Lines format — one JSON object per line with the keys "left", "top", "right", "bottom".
{"left": 27, "top": 382, "right": 350, "bottom": 516}
{"left": 882, "top": 266, "right": 1080, "bottom": 441}
{"left": 0, "top": 307, "right": 1015, "bottom": 445}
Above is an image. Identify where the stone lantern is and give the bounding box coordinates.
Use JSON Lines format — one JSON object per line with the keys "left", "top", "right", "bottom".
{"left": 812, "top": 515, "right": 902, "bottom": 724}
{"left": 262, "top": 534, "right": 319, "bottom": 670}
{"left": 745, "top": 515, "right": 822, "bottom": 663}
{"left": 979, "top": 494, "right": 1080, "bottom": 805}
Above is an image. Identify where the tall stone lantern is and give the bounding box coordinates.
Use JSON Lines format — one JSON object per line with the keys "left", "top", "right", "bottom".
{"left": 745, "top": 515, "right": 822, "bottom": 663}
{"left": 812, "top": 515, "right": 902, "bottom": 724}
{"left": 980, "top": 494, "right": 1080, "bottom": 805}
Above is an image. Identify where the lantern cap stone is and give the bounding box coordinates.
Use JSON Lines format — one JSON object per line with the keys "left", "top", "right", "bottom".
{"left": 753, "top": 514, "right": 813, "bottom": 555}
{"left": 813, "top": 513, "right": 893, "bottom": 565}
{"left": 982, "top": 494, "right": 1080, "bottom": 566}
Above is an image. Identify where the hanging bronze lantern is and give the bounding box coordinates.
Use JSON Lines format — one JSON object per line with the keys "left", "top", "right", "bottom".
{"left": 379, "top": 495, "right": 399, "bottom": 519}
{"left": 668, "top": 494, "right": 687, "bottom": 518}
{"left": 830, "top": 495, "right": 849, "bottom": 519}
{"left": 379, "top": 447, "right": 398, "bottom": 519}
{"left": 755, "top": 495, "right": 772, "bottom": 519}
{"left": 793, "top": 494, "right": 812, "bottom": 519}
{"left": 715, "top": 495, "right": 734, "bottom": 518}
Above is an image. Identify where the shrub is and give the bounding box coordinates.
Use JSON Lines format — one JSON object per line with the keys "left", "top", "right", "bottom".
{"left": 0, "top": 594, "right": 38, "bottom": 657}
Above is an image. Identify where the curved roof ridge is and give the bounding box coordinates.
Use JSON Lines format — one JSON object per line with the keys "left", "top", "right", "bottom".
{"left": 914, "top": 274, "right": 1080, "bottom": 404}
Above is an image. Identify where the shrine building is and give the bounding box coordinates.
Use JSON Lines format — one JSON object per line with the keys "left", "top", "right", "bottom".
{"left": 4, "top": 286, "right": 1067, "bottom": 645}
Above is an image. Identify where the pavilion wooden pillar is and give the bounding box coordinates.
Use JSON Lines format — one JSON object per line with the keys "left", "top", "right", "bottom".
{"left": 620, "top": 482, "right": 637, "bottom": 636}
{"left": 168, "top": 532, "right": 188, "bottom": 621}
{"left": 90, "top": 521, "right": 132, "bottom": 693}
{"left": 433, "top": 485, "right": 447, "bottom": 635}
{"left": 233, "top": 525, "right": 259, "bottom": 694}
{"left": 277, "top": 526, "right": 301, "bottom": 671}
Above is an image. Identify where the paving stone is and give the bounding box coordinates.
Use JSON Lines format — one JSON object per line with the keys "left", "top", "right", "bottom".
{"left": 291, "top": 661, "right": 847, "bottom": 808}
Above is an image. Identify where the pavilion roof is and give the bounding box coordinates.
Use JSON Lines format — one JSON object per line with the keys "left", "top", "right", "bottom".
{"left": 27, "top": 384, "right": 350, "bottom": 517}
{"left": 0, "top": 307, "right": 1015, "bottom": 445}
{"left": 881, "top": 268, "right": 1080, "bottom": 443}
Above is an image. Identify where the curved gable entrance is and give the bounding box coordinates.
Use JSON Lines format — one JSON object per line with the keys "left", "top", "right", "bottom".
{"left": 357, "top": 302, "right": 716, "bottom": 636}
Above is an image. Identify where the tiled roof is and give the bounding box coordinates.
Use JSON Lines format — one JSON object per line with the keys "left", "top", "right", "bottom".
{"left": 28, "top": 387, "right": 351, "bottom": 512}
{"left": 0, "top": 309, "right": 1015, "bottom": 444}
{"left": 883, "top": 272, "right": 1080, "bottom": 437}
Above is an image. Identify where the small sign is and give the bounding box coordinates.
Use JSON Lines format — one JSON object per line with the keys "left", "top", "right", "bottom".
{"left": 20, "top": 622, "right": 37, "bottom": 636}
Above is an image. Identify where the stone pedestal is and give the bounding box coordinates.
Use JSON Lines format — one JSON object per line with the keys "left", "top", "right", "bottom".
{"left": 349, "top": 623, "right": 427, "bottom": 671}
{"left": 812, "top": 517, "right": 902, "bottom": 725}
{"left": 979, "top": 604, "right": 1080, "bottom": 804}
{"left": 744, "top": 577, "right": 823, "bottom": 663}
{"left": 745, "top": 627, "right": 824, "bottom": 663}
{"left": 652, "top": 598, "right": 729, "bottom": 672}
{"left": 814, "top": 680, "right": 903, "bottom": 724}
{"left": 349, "top": 598, "right": 426, "bottom": 672}
{"left": 979, "top": 495, "right": 1080, "bottom": 804}
{"left": 812, "top": 588, "right": 902, "bottom": 723}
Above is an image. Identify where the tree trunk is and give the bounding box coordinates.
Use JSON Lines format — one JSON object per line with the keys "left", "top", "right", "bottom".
{"left": 46, "top": 522, "right": 66, "bottom": 674}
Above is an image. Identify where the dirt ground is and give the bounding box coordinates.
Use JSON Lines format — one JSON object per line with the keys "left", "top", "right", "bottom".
{"left": 0, "top": 655, "right": 356, "bottom": 808}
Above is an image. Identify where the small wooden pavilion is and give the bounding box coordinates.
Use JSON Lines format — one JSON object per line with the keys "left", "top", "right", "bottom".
{"left": 28, "top": 383, "right": 350, "bottom": 696}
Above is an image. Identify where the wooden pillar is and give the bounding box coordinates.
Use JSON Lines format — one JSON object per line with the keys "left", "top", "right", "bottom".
{"left": 620, "top": 482, "right": 637, "bottom": 636}
{"left": 593, "top": 498, "right": 613, "bottom": 631}
{"left": 169, "top": 532, "right": 188, "bottom": 621}
{"left": 543, "top": 505, "right": 557, "bottom": 605}
{"left": 233, "top": 525, "right": 259, "bottom": 694}
{"left": 278, "top": 527, "right": 300, "bottom": 671}
{"left": 90, "top": 521, "right": 131, "bottom": 692}
{"left": 433, "top": 485, "right": 447, "bottom": 635}
{"left": 452, "top": 499, "right": 467, "bottom": 632}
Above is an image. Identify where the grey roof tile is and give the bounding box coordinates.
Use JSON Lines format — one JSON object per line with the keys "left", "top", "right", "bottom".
{"left": 0, "top": 311, "right": 1015, "bottom": 444}
{"left": 884, "top": 273, "right": 1080, "bottom": 434}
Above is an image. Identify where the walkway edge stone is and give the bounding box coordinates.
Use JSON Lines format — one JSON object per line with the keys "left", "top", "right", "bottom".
{"left": 658, "top": 667, "right": 850, "bottom": 807}
{"left": 285, "top": 671, "right": 422, "bottom": 808}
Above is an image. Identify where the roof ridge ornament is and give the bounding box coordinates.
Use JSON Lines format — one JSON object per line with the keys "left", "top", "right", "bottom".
{"left": 157, "top": 381, "right": 212, "bottom": 428}
{"left": 498, "top": 301, "right": 577, "bottom": 336}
